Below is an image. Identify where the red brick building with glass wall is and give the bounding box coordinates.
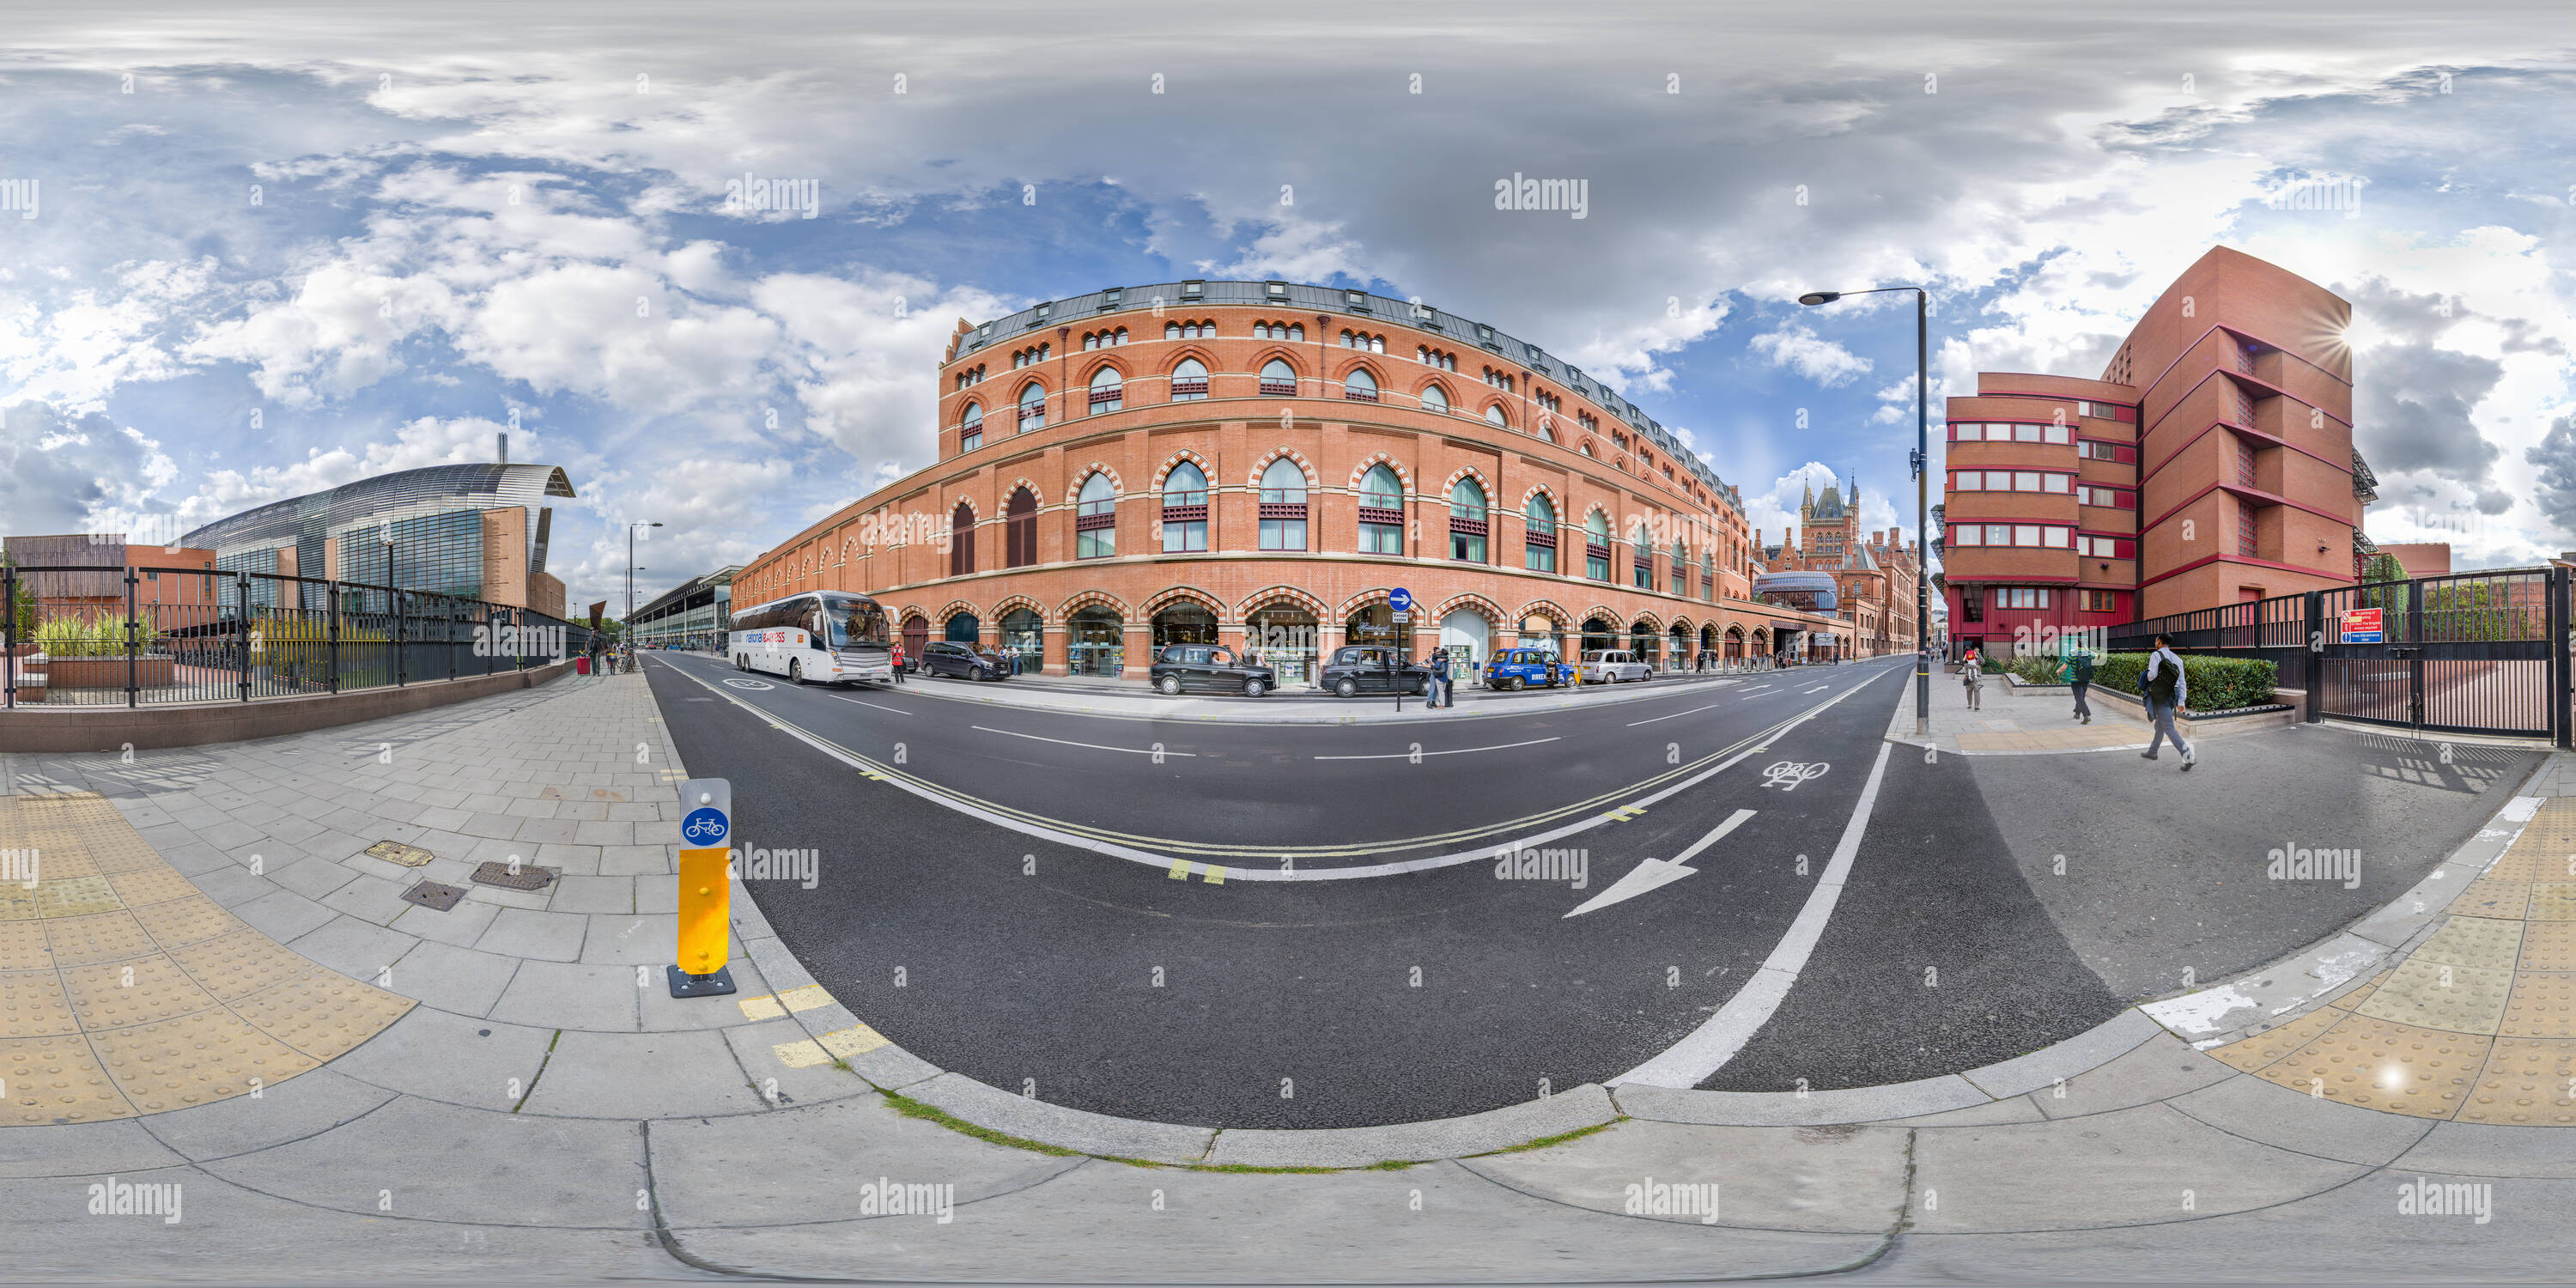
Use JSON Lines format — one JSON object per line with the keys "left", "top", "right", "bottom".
{"left": 735, "top": 280, "right": 1885, "bottom": 683}
{"left": 1941, "top": 246, "right": 2365, "bottom": 656}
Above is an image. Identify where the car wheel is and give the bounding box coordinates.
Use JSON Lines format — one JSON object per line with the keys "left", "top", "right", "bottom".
{"left": 1242, "top": 677, "right": 1267, "bottom": 698}
{"left": 1334, "top": 677, "right": 1358, "bottom": 699}
{"left": 1158, "top": 674, "right": 1182, "bottom": 696}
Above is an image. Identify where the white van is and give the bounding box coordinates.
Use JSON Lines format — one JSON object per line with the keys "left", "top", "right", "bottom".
{"left": 1579, "top": 650, "right": 1651, "bottom": 683}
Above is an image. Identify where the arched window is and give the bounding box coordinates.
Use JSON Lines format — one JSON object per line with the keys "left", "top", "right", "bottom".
{"left": 1449, "top": 477, "right": 1488, "bottom": 562}
{"left": 1165, "top": 322, "right": 1182, "bottom": 340}
{"left": 1259, "top": 458, "right": 1308, "bottom": 550}
{"left": 1088, "top": 366, "right": 1124, "bottom": 414}
{"left": 1344, "top": 368, "right": 1378, "bottom": 402}
{"left": 1358, "top": 465, "right": 1403, "bottom": 554}
{"left": 1073, "top": 472, "right": 1116, "bottom": 559}
{"left": 1485, "top": 404, "right": 1508, "bottom": 428}
{"left": 1289, "top": 323, "right": 1305, "bottom": 342}
{"left": 1524, "top": 494, "right": 1558, "bottom": 572}
{"left": 1170, "top": 357, "right": 1208, "bottom": 401}
{"left": 1631, "top": 521, "right": 1653, "bottom": 589}
{"left": 1419, "top": 383, "right": 1449, "bottom": 413}
{"left": 960, "top": 403, "right": 983, "bottom": 452}
{"left": 1370, "top": 334, "right": 1385, "bottom": 354}
{"left": 1162, "top": 461, "right": 1208, "bottom": 553}
{"left": 1018, "top": 381, "right": 1046, "bottom": 431}
{"left": 1259, "top": 359, "right": 1297, "bottom": 397}
{"left": 1114, "top": 326, "right": 1128, "bottom": 344}
{"left": 1671, "top": 539, "right": 1688, "bottom": 597}
{"left": 1585, "top": 511, "right": 1612, "bottom": 581}
{"left": 1534, "top": 416, "right": 1556, "bottom": 443}
{"left": 950, "top": 502, "right": 975, "bottom": 577}
{"left": 1005, "top": 487, "right": 1038, "bottom": 568}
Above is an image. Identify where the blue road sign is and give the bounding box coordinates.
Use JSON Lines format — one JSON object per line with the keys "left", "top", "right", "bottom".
{"left": 1389, "top": 587, "right": 1413, "bottom": 612}
{"left": 681, "top": 805, "right": 729, "bottom": 847}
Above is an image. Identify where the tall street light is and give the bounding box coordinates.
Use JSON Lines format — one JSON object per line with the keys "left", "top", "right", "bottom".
{"left": 1797, "top": 285, "right": 1930, "bottom": 738}
{"left": 627, "top": 521, "right": 662, "bottom": 643}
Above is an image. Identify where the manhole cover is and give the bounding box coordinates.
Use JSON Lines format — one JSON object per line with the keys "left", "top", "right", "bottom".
{"left": 400, "top": 880, "right": 467, "bottom": 912}
{"left": 471, "top": 862, "right": 558, "bottom": 892}
{"left": 366, "top": 840, "right": 434, "bottom": 867}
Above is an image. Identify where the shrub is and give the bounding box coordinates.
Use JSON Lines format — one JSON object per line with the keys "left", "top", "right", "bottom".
{"left": 31, "top": 615, "right": 160, "bottom": 658}
{"left": 2091, "top": 651, "right": 2276, "bottom": 711}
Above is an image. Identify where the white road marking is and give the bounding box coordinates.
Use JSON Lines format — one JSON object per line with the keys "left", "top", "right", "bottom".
{"left": 1611, "top": 740, "right": 1894, "bottom": 1087}
{"left": 1801, "top": 684, "right": 1830, "bottom": 694}
{"left": 1625, "top": 703, "right": 1721, "bottom": 726}
{"left": 1313, "top": 737, "right": 1560, "bottom": 761}
{"left": 1563, "top": 809, "right": 1755, "bottom": 918}
{"left": 833, "top": 695, "right": 914, "bottom": 714}
{"left": 973, "top": 726, "right": 1198, "bottom": 756}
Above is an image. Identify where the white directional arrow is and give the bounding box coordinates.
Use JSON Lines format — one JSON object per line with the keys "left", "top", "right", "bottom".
{"left": 1563, "top": 808, "right": 1756, "bottom": 918}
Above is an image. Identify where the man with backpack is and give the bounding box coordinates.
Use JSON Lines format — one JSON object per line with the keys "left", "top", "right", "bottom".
{"left": 2062, "top": 648, "right": 2095, "bottom": 724}
{"left": 2142, "top": 634, "right": 2194, "bottom": 770}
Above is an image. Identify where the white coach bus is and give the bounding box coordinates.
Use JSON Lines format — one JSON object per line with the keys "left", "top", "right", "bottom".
{"left": 729, "top": 591, "right": 896, "bottom": 685}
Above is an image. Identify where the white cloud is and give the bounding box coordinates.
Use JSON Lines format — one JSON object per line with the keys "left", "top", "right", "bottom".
{"left": 1751, "top": 324, "right": 1872, "bottom": 386}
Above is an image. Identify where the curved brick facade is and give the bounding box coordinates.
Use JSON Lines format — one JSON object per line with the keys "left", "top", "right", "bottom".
{"left": 738, "top": 281, "right": 1868, "bottom": 680}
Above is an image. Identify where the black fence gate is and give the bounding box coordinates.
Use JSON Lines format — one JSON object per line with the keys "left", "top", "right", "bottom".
{"left": 2106, "top": 566, "right": 2572, "bottom": 745}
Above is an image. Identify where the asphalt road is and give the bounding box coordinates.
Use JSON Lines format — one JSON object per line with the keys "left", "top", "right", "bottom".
{"left": 642, "top": 652, "right": 2530, "bottom": 1127}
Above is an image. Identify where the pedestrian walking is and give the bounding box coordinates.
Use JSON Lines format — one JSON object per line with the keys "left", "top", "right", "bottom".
{"left": 2142, "top": 633, "right": 2195, "bottom": 770}
{"left": 1960, "top": 647, "right": 1983, "bottom": 711}
{"left": 890, "top": 640, "right": 908, "bottom": 683}
{"left": 2063, "top": 649, "right": 2095, "bottom": 724}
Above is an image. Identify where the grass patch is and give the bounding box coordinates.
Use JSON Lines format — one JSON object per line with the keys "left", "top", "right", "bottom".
{"left": 1464, "top": 1118, "right": 1622, "bottom": 1157}
{"left": 878, "top": 1091, "right": 1080, "bottom": 1157}
{"left": 1184, "top": 1162, "right": 1345, "bottom": 1175}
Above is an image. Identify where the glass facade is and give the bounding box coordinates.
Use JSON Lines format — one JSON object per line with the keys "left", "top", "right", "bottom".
{"left": 341, "top": 511, "right": 486, "bottom": 602}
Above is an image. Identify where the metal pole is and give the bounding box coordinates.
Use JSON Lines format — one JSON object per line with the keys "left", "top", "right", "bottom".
{"left": 1914, "top": 288, "right": 1930, "bottom": 737}
{"left": 327, "top": 580, "right": 341, "bottom": 694}
{"left": 126, "top": 565, "right": 140, "bottom": 708}
{"left": 3, "top": 563, "right": 14, "bottom": 710}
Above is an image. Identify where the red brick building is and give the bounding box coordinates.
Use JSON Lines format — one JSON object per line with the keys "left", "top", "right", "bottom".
{"left": 1941, "top": 246, "right": 2366, "bottom": 655}
{"left": 735, "top": 280, "right": 1873, "bottom": 683}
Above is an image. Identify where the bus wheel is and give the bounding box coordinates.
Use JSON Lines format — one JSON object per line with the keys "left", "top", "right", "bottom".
{"left": 789, "top": 659, "right": 804, "bottom": 684}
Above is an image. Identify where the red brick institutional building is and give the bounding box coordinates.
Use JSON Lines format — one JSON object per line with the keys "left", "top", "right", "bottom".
{"left": 735, "top": 279, "right": 1901, "bottom": 683}
{"left": 1941, "top": 246, "right": 2370, "bottom": 655}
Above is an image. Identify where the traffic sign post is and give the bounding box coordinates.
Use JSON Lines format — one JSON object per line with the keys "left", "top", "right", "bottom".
{"left": 670, "top": 777, "right": 738, "bottom": 998}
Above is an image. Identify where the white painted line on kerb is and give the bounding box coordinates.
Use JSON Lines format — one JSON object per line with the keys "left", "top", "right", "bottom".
{"left": 1626, "top": 704, "right": 1720, "bottom": 727}
{"left": 973, "top": 726, "right": 1198, "bottom": 756}
{"left": 1611, "top": 740, "right": 1894, "bottom": 1088}
{"left": 1313, "top": 737, "right": 1560, "bottom": 761}
{"left": 833, "top": 695, "right": 914, "bottom": 714}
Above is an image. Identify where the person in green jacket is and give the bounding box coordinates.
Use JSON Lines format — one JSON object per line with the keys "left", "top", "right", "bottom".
{"left": 2060, "top": 649, "right": 2095, "bottom": 724}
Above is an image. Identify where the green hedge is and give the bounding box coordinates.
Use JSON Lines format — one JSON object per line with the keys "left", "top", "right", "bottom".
{"left": 2087, "top": 652, "right": 2277, "bottom": 711}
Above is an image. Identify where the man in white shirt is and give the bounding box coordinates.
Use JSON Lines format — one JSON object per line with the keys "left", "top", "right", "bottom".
{"left": 2141, "top": 633, "right": 2194, "bottom": 770}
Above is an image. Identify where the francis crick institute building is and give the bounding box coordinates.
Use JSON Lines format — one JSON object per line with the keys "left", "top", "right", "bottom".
{"left": 734, "top": 280, "right": 1921, "bottom": 683}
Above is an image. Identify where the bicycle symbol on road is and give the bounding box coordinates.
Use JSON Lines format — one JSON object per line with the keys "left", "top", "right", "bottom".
{"left": 1762, "top": 761, "right": 1830, "bottom": 792}
{"left": 721, "top": 678, "right": 774, "bottom": 690}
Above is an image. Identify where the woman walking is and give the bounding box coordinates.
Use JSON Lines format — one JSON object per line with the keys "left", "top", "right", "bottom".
{"left": 1961, "top": 646, "right": 1984, "bottom": 711}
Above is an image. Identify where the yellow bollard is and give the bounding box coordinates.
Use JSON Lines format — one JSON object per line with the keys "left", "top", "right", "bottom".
{"left": 669, "top": 777, "right": 739, "bottom": 997}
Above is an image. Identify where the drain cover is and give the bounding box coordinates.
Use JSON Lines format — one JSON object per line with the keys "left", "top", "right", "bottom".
{"left": 400, "top": 880, "right": 467, "bottom": 911}
{"left": 470, "top": 862, "right": 558, "bottom": 892}
{"left": 365, "top": 840, "right": 434, "bottom": 867}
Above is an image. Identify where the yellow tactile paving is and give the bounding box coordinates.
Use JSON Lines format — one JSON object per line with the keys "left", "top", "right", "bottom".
{"left": 0, "top": 792, "right": 413, "bottom": 1124}
{"left": 2453, "top": 878, "right": 2531, "bottom": 920}
{"left": 2327, "top": 968, "right": 2395, "bottom": 1012}
{"left": 2500, "top": 972, "right": 2576, "bottom": 1039}
{"left": 2529, "top": 884, "right": 2576, "bottom": 920}
{"left": 2209, "top": 1005, "right": 2347, "bottom": 1073}
{"left": 2519, "top": 923, "right": 2576, "bottom": 971}
{"left": 2353, "top": 959, "right": 2516, "bottom": 1035}
{"left": 2409, "top": 915, "right": 2525, "bottom": 969}
{"left": 2250, "top": 1015, "right": 2490, "bottom": 1118}
{"left": 2457, "top": 1037, "right": 2576, "bottom": 1126}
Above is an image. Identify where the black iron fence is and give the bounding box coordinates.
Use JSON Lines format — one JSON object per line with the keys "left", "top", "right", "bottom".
{"left": 3, "top": 564, "right": 597, "bottom": 709}
{"left": 2104, "top": 566, "right": 2569, "bottom": 744}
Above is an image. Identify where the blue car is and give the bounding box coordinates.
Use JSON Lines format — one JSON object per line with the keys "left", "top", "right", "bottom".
{"left": 1484, "top": 647, "right": 1565, "bottom": 690}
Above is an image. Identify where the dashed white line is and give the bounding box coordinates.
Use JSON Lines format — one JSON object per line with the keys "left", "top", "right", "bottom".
{"left": 1626, "top": 703, "right": 1721, "bottom": 726}
{"left": 973, "top": 726, "right": 1197, "bottom": 756}
{"left": 833, "top": 695, "right": 914, "bottom": 714}
{"left": 1313, "top": 736, "right": 1561, "bottom": 761}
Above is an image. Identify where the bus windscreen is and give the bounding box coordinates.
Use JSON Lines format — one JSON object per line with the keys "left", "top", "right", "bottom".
{"left": 829, "top": 598, "right": 891, "bottom": 649}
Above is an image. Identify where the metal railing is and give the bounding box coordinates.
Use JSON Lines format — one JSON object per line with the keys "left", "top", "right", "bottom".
{"left": 3, "top": 564, "right": 596, "bottom": 709}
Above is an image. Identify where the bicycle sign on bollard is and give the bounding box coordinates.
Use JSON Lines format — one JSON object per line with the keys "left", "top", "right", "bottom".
{"left": 669, "top": 777, "right": 739, "bottom": 998}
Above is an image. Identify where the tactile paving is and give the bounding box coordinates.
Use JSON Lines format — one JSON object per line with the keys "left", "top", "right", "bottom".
{"left": 2519, "top": 922, "right": 2576, "bottom": 971}
{"left": 88, "top": 1011, "right": 319, "bottom": 1113}
{"left": 2457, "top": 1036, "right": 2576, "bottom": 1126}
{"left": 2529, "top": 884, "right": 2576, "bottom": 921}
{"left": 2410, "top": 915, "right": 2526, "bottom": 970}
{"left": 34, "top": 876, "right": 124, "bottom": 920}
{"left": 129, "top": 896, "right": 246, "bottom": 951}
{"left": 2500, "top": 972, "right": 2576, "bottom": 1039}
{"left": 104, "top": 866, "right": 199, "bottom": 908}
{"left": 41, "top": 911, "right": 159, "bottom": 967}
{"left": 2327, "top": 969, "right": 2394, "bottom": 1012}
{"left": 2251, "top": 1014, "right": 2489, "bottom": 1118}
{"left": 2453, "top": 878, "right": 2531, "bottom": 920}
{"left": 166, "top": 930, "right": 319, "bottom": 1004}
{"left": 0, "top": 1033, "right": 131, "bottom": 1125}
{"left": 0, "top": 888, "right": 38, "bottom": 922}
{"left": 2354, "top": 959, "right": 2515, "bottom": 1035}
{"left": 62, "top": 957, "right": 219, "bottom": 1031}
{"left": 2209, "top": 1005, "right": 2348, "bottom": 1072}
{"left": 2483, "top": 842, "right": 2573, "bottom": 884}
{"left": 230, "top": 969, "right": 414, "bottom": 1061}
{"left": 0, "top": 969, "right": 79, "bottom": 1039}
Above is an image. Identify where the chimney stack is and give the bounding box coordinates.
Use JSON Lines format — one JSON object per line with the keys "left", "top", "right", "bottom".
{"left": 498, "top": 431, "right": 509, "bottom": 465}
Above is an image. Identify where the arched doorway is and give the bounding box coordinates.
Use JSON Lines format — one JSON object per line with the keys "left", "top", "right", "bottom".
{"left": 945, "top": 613, "right": 981, "bottom": 645}
{"left": 1067, "top": 605, "right": 1124, "bottom": 677}
{"left": 999, "top": 608, "right": 1042, "bottom": 673}
{"left": 1518, "top": 614, "right": 1562, "bottom": 656}
{"left": 1346, "top": 604, "right": 1399, "bottom": 649}
{"left": 1438, "top": 607, "right": 1492, "bottom": 681}
{"left": 1153, "top": 600, "right": 1219, "bottom": 650}
{"left": 1629, "top": 620, "right": 1660, "bottom": 665}
{"left": 902, "top": 614, "right": 929, "bottom": 667}
{"left": 1579, "top": 617, "right": 1618, "bottom": 655}
{"left": 1724, "top": 626, "right": 1744, "bottom": 661}
{"left": 1246, "top": 604, "right": 1319, "bottom": 686}
{"left": 1668, "top": 624, "right": 1690, "bottom": 671}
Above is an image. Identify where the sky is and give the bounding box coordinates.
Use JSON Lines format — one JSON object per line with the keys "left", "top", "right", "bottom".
{"left": 2, "top": 1, "right": 2572, "bottom": 613}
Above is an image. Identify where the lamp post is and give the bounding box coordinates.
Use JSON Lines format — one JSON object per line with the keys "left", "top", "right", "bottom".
{"left": 1797, "top": 285, "right": 1930, "bottom": 738}
{"left": 627, "top": 521, "right": 661, "bottom": 649}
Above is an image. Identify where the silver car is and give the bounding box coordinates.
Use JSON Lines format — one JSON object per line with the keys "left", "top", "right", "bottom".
{"left": 1579, "top": 649, "right": 1651, "bottom": 683}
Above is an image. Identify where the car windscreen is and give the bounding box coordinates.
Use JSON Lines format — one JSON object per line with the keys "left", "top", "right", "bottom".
{"left": 828, "top": 599, "right": 891, "bottom": 649}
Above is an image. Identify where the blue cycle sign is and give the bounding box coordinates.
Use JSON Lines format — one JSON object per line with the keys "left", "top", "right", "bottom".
{"left": 1389, "top": 587, "right": 1413, "bottom": 612}
{"left": 682, "top": 806, "right": 730, "bottom": 847}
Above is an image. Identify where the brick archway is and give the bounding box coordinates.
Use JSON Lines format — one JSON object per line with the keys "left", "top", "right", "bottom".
{"left": 1139, "top": 585, "right": 1228, "bottom": 621}
{"left": 1153, "top": 448, "right": 1214, "bottom": 491}
{"left": 1347, "top": 451, "right": 1413, "bottom": 490}
{"left": 1236, "top": 584, "right": 1327, "bottom": 618}
{"left": 1061, "top": 463, "right": 1125, "bottom": 506}
{"left": 1246, "top": 447, "right": 1318, "bottom": 491}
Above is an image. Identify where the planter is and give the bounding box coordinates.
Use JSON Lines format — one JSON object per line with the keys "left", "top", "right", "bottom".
{"left": 43, "top": 655, "right": 176, "bottom": 689}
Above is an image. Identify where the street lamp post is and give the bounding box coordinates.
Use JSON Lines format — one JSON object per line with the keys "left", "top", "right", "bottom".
{"left": 627, "top": 521, "right": 661, "bottom": 653}
{"left": 1797, "top": 286, "right": 1930, "bottom": 738}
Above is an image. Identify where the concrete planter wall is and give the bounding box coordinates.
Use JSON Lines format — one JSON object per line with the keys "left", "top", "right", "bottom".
{"left": 0, "top": 659, "right": 574, "bottom": 750}
{"left": 43, "top": 656, "right": 175, "bottom": 689}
